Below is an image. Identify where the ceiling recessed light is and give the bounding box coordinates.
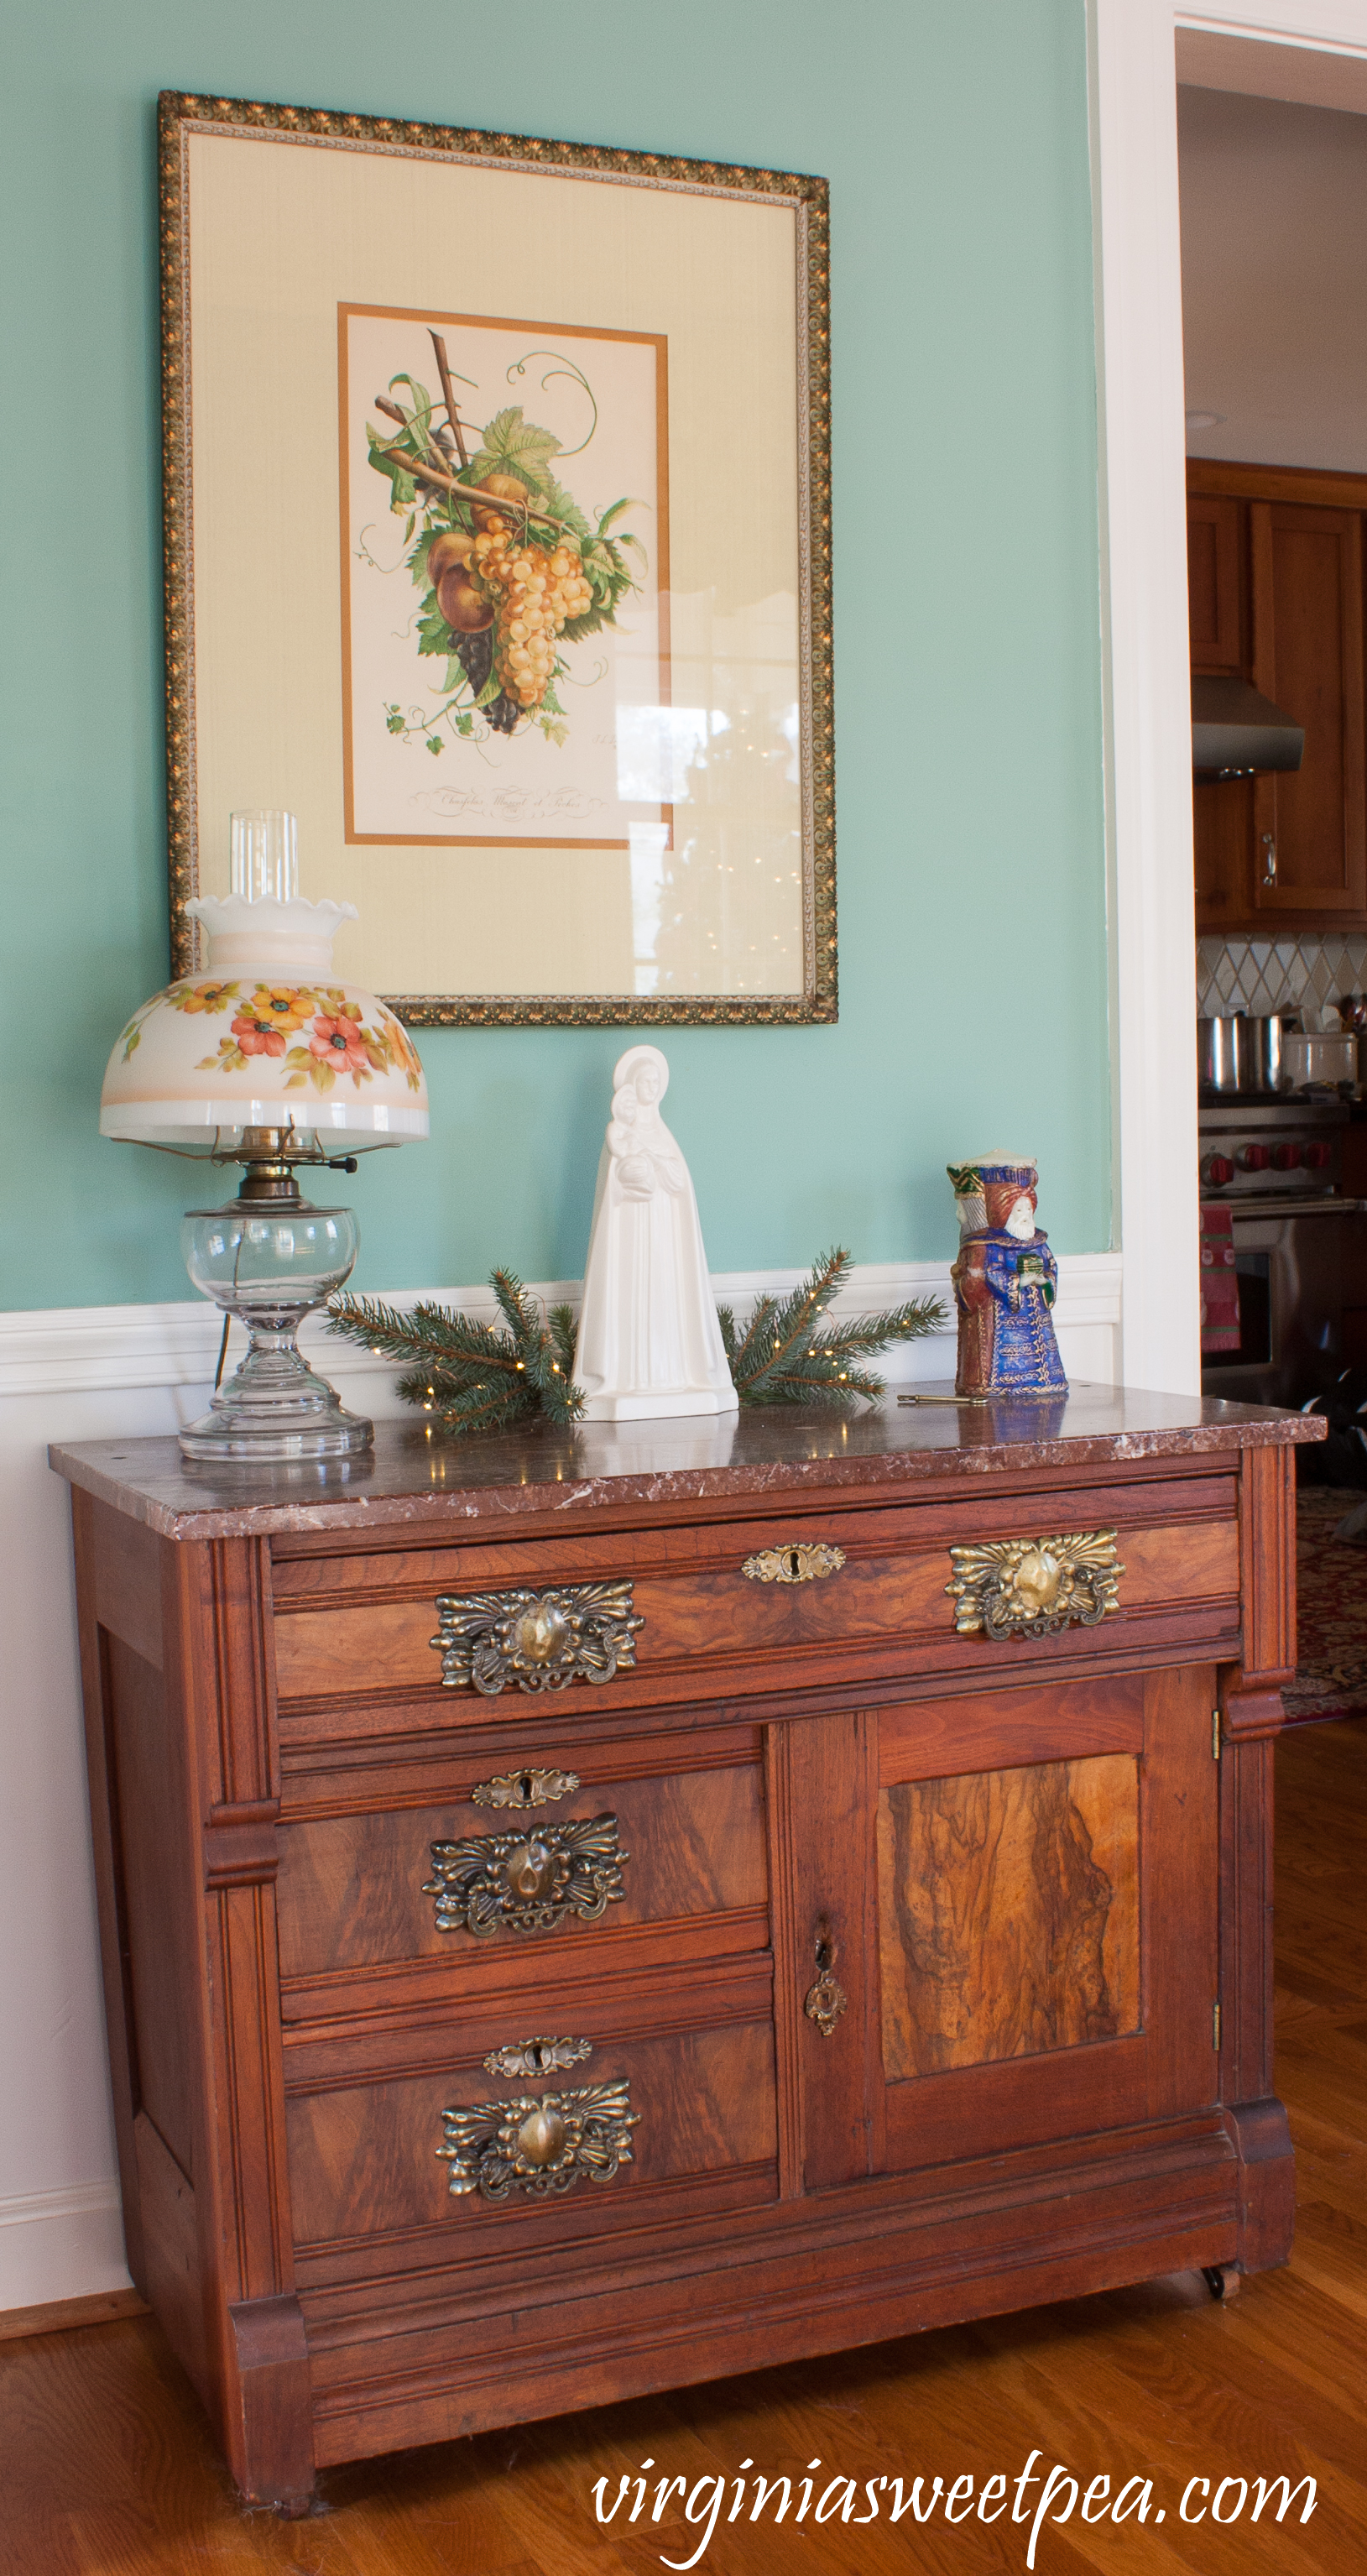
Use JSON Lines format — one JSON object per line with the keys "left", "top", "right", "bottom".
{"left": 1186, "top": 410, "right": 1226, "bottom": 431}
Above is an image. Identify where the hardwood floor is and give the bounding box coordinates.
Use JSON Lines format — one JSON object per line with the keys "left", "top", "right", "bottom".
{"left": 3, "top": 1715, "right": 1363, "bottom": 2576}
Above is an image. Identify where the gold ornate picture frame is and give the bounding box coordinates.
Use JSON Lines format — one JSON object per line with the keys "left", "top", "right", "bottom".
{"left": 159, "top": 91, "right": 835, "bottom": 1026}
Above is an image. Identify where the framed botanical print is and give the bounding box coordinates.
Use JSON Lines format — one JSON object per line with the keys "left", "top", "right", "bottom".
{"left": 159, "top": 91, "right": 834, "bottom": 1024}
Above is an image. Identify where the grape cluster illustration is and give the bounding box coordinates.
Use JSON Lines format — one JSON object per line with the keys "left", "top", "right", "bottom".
{"left": 367, "top": 342, "right": 644, "bottom": 755}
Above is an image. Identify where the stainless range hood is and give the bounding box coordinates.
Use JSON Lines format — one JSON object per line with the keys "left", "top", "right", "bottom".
{"left": 1192, "top": 675, "right": 1304, "bottom": 778}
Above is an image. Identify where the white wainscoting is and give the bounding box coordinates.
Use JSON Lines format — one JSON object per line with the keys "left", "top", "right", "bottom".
{"left": 0, "top": 1255, "right": 1119, "bottom": 2312}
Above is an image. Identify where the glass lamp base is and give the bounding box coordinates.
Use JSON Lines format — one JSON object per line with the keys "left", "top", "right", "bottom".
{"left": 179, "top": 1345, "right": 373, "bottom": 1462}
{"left": 179, "top": 1183, "right": 372, "bottom": 1463}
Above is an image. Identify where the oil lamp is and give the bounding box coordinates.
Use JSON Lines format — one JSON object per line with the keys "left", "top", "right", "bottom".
{"left": 100, "top": 813, "right": 429, "bottom": 1460}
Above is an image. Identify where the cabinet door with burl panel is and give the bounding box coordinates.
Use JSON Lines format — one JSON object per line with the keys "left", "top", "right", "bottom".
{"left": 780, "top": 1673, "right": 1219, "bottom": 2195}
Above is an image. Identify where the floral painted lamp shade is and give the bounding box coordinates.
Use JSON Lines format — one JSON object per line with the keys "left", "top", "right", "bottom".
{"left": 99, "top": 813, "right": 429, "bottom": 1464}
{"left": 101, "top": 896, "right": 427, "bottom": 1151}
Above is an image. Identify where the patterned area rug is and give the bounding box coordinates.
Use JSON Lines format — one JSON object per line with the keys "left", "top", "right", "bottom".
{"left": 1283, "top": 1484, "right": 1367, "bottom": 1722}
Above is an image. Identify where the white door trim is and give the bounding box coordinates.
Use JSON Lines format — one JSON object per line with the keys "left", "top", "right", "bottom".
{"left": 1088, "top": 0, "right": 1367, "bottom": 1396}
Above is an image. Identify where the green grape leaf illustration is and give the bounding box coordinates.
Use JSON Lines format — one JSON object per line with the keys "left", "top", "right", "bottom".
{"left": 467, "top": 406, "right": 562, "bottom": 494}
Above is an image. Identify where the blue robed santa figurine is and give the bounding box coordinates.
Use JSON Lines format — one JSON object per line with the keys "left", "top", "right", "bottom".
{"left": 947, "top": 1154, "right": 1068, "bottom": 1400}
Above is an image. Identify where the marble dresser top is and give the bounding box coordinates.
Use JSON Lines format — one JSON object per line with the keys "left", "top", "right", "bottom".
{"left": 49, "top": 1383, "right": 1324, "bottom": 1542}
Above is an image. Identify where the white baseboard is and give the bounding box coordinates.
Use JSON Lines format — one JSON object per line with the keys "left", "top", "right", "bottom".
{"left": 0, "top": 2182, "right": 130, "bottom": 2307}
{"left": 0, "top": 1249, "right": 1119, "bottom": 2318}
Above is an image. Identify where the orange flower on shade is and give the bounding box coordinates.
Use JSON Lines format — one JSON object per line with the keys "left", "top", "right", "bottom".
{"left": 383, "top": 1011, "right": 421, "bottom": 1074}
{"left": 309, "top": 1010, "right": 370, "bottom": 1077}
{"left": 170, "top": 980, "right": 239, "bottom": 1015}
{"left": 375, "top": 1007, "right": 423, "bottom": 1089}
{"left": 230, "top": 1007, "right": 288, "bottom": 1059}
{"left": 247, "top": 983, "right": 314, "bottom": 1034}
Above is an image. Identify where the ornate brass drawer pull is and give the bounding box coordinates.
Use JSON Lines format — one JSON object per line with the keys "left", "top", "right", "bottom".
{"left": 482, "top": 2035, "right": 592, "bottom": 2079}
{"left": 438, "top": 2070, "right": 639, "bottom": 2202}
{"left": 431, "top": 1581, "right": 643, "bottom": 1695}
{"left": 470, "top": 1766, "right": 580, "bottom": 1811}
{"left": 946, "top": 1530, "right": 1124, "bottom": 1640}
{"left": 424, "top": 1814, "right": 629, "bottom": 1937}
{"left": 804, "top": 1918, "right": 848, "bottom": 2040}
{"left": 741, "top": 1542, "right": 847, "bottom": 1586}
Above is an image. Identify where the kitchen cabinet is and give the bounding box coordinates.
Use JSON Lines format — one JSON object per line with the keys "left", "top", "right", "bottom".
{"left": 53, "top": 1395, "right": 1318, "bottom": 2511}
{"left": 1189, "top": 462, "right": 1367, "bottom": 932}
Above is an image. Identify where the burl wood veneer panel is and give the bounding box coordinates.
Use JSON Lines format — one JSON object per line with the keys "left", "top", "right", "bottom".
{"left": 275, "top": 1761, "right": 764, "bottom": 1983}
{"left": 879, "top": 1664, "right": 1219, "bottom": 2175}
{"left": 286, "top": 2021, "right": 777, "bottom": 2252}
{"left": 877, "top": 1753, "right": 1140, "bottom": 2079}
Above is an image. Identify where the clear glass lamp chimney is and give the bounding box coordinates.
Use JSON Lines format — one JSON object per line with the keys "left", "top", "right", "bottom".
{"left": 230, "top": 807, "right": 300, "bottom": 903}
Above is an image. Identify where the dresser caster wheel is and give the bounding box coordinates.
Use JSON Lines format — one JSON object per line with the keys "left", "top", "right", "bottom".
{"left": 1201, "top": 2263, "right": 1240, "bottom": 2302}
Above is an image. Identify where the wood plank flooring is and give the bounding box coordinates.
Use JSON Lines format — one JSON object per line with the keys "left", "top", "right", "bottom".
{"left": 3, "top": 1715, "right": 1363, "bottom": 2576}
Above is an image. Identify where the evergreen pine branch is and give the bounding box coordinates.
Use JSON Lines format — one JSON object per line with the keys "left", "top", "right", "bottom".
{"left": 801, "top": 1295, "right": 947, "bottom": 1361}
{"left": 489, "top": 1266, "right": 534, "bottom": 1342}
{"left": 396, "top": 1364, "right": 527, "bottom": 1433}
{"left": 725, "top": 1253, "right": 946, "bottom": 1410}
{"left": 540, "top": 1359, "right": 585, "bottom": 1426}
{"left": 549, "top": 1303, "right": 579, "bottom": 1375}
{"left": 742, "top": 1366, "right": 888, "bottom": 1410}
{"left": 489, "top": 1267, "right": 555, "bottom": 1405}
{"left": 766, "top": 1246, "right": 849, "bottom": 1349}
{"left": 330, "top": 1251, "right": 945, "bottom": 1436}
{"left": 723, "top": 1290, "right": 779, "bottom": 1377}
{"left": 329, "top": 1278, "right": 584, "bottom": 1434}
{"left": 327, "top": 1293, "right": 520, "bottom": 1372}
{"left": 728, "top": 1247, "right": 850, "bottom": 1402}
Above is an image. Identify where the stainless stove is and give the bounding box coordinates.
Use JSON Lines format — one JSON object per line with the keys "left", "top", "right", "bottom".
{"left": 1198, "top": 1096, "right": 1366, "bottom": 1407}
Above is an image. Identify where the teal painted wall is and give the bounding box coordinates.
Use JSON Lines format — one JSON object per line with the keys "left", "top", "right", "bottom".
{"left": 1, "top": 0, "right": 1106, "bottom": 1312}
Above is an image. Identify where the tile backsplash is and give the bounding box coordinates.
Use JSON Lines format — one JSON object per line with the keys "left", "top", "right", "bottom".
{"left": 1196, "top": 933, "right": 1367, "bottom": 1028}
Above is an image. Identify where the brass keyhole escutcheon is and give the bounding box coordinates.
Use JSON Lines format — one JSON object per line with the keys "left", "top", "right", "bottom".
{"left": 504, "top": 1836, "right": 556, "bottom": 1901}
{"left": 468, "top": 1766, "right": 582, "bottom": 1812}
{"left": 804, "top": 1914, "right": 848, "bottom": 2040}
{"left": 740, "top": 1541, "right": 847, "bottom": 1586}
{"left": 516, "top": 2105, "right": 568, "bottom": 2168}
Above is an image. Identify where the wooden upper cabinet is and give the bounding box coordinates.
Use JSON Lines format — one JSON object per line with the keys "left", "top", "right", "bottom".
{"left": 1250, "top": 502, "right": 1366, "bottom": 916}
{"left": 1187, "top": 494, "right": 1243, "bottom": 672}
{"left": 1188, "top": 463, "right": 1367, "bottom": 931}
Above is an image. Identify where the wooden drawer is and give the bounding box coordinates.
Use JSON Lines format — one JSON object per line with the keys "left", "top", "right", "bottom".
{"left": 269, "top": 1471, "right": 1242, "bottom": 1736}
{"left": 275, "top": 1730, "right": 767, "bottom": 2024}
{"left": 284, "top": 1962, "right": 777, "bottom": 2280}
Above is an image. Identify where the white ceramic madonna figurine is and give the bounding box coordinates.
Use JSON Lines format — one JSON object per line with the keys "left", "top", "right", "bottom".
{"left": 575, "top": 1045, "right": 738, "bottom": 1421}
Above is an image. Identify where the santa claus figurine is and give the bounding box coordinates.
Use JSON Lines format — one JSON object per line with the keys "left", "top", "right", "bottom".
{"left": 947, "top": 1155, "right": 1068, "bottom": 1400}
